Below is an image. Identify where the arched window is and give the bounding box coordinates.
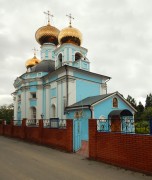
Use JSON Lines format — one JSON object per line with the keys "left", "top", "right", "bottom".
{"left": 113, "top": 98, "right": 118, "bottom": 108}
{"left": 75, "top": 52, "right": 82, "bottom": 61}
{"left": 31, "top": 107, "right": 36, "bottom": 119}
{"left": 51, "top": 104, "right": 56, "bottom": 118}
{"left": 58, "top": 53, "right": 62, "bottom": 68}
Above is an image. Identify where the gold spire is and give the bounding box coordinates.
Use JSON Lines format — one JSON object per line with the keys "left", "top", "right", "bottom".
{"left": 66, "top": 13, "right": 74, "bottom": 27}
{"left": 44, "top": 10, "right": 53, "bottom": 25}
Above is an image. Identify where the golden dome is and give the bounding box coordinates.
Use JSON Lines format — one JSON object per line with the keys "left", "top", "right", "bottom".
{"left": 35, "top": 24, "right": 60, "bottom": 45}
{"left": 25, "top": 56, "right": 41, "bottom": 68}
{"left": 58, "top": 26, "right": 82, "bottom": 46}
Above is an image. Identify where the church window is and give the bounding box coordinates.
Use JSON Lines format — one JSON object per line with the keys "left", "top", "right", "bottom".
{"left": 51, "top": 104, "right": 56, "bottom": 118}
{"left": 18, "top": 95, "right": 21, "bottom": 102}
{"left": 31, "top": 107, "right": 36, "bottom": 119}
{"left": 31, "top": 92, "right": 36, "bottom": 99}
{"left": 58, "top": 53, "right": 62, "bottom": 68}
{"left": 75, "top": 52, "right": 82, "bottom": 61}
{"left": 113, "top": 97, "right": 118, "bottom": 108}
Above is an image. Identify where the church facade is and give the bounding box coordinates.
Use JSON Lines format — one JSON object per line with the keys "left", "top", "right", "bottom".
{"left": 13, "top": 12, "right": 136, "bottom": 151}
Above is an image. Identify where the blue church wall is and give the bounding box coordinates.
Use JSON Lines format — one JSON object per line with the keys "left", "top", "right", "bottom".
{"left": 29, "top": 73, "right": 37, "bottom": 78}
{"left": 29, "top": 81, "right": 37, "bottom": 86}
{"left": 81, "top": 61, "right": 89, "bottom": 70}
{"left": 73, "top": 62, "right": 80, "bottom": 68}
{"left": 93, "top": 95, "right": 133, "bottom": 119}
{"left": 74, "top": 71, "right": 102, "bottom": 83}
{"left": 30, "top": 99, "right": 37, "bottom": 107}
{"left": 76, "top": 79, "right": 100, "bottom": 102}
{"left": 66, "top": 109, "right": 91, "bottom": 140}
{"left": 43, "top": 88, "right": 46, "bottom": 118}
{"left": 29, "top": 86, "right": 37, "bottom": 92}
{"left": 50, "top": 88, "right": 57, "bottom": 97}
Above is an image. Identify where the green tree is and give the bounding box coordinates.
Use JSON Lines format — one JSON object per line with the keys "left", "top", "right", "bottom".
{"left": 145, "top": 93, "right": 152, "bottom": 109}
{"left": 126, "top": 95, "right": 137, "bottom": 109}
{"left": 141, "top": 107, "right": 152, "bottom": 120}
{"left": 0, "top": 104, "right": 14, "bottom": 123}
{"left": 135, "top": 101, "right": 144, "bottom": 119}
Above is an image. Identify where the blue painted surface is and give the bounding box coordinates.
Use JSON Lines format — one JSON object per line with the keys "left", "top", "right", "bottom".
{"left": 42, "top": 88, "right": 46, "bottom": 118}
{"left": 30, "top": 86, "right": 37, "bottom": 92}
{"left": 74, "top": 71, "right": 102, "bottom": 83}
{"left": 76, "top": 79, "right": 100, "bottom": 102}
{"left": 29, "top": 81, "right": 37, "bottom": 86}
{"left": 94, "top": 95, "right": 133, "bottom": 119}
{"left": 51, "top": 88, "right": 57, "bottom": 97}
{"left": 73, "top": 120, "right": 81, "bottom": 151}
{"left": 67, "top": 109, "right": 91, "bottom": 140}
{"left": 73, "top": 62, "right": 80, "bottom": 68}
{"left": 30, "top": 99, "right": 37, "bottom": 107}
{"left": 82, "top": 61, "right": 89, "bottom": 70}
{"left": 17, "top": 111, "right": 21, "bottom": 121}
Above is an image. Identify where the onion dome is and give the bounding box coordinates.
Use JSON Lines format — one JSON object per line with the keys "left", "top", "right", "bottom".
{"left": 35, "top": 24, "right": 60, "bottom": 46}
{"left": 58, "top": 26, "right": 82, "bottom": 46}
{"left": 25, "top": 56, "right": 40, "bottom": 69}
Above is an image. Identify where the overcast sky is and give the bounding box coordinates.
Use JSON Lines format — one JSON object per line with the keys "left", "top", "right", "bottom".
{"left": 0, "top": 0, "right": 152, "bottom": 106}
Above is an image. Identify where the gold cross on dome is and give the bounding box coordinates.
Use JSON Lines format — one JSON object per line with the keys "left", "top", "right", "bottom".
{"left": 44, "top": 10, "right": 54, "bottom": 24}
{"left": 32, "top": 48, "right": 38, "bottom": 56}
{"left": 66, "top": 13, "right": 74, "bottom": 27}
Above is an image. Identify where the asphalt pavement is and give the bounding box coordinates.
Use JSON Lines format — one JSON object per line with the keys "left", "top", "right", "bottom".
{"left": 0, "top": 136, "right": 151, "bottom": 180}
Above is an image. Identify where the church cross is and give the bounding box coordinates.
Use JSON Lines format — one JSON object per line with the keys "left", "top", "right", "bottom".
{"left": 44, "top": 10, "right": 54, "bottom": 24}
{"left": 66, "top": 13, "right": 74, "bottom": 27}
{"left": 32, "top": 47, "right": 38, "bottom": 56}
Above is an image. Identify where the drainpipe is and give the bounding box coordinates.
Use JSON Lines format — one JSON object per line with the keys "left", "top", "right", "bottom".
{"left": 65, "top": 65, "right": 69, "bottom": 107}
{"left": 89, "top": 105, "right": 93, "bottom": 118}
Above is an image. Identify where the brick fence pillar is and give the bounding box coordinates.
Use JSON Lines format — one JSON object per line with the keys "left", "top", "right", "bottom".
{"left": 39, "top": 119, "right": 43, "bottom": 144}
{"left": 22, "top": 118, "right": 27, "bottom": 139}
{"left": 10, "top": 120, "right": 14, "bottom": 137}
{"left": 1, "top": 120, "right": 5, "bottom": 135}
{"left": 66, "top": 119, "right": 73, "bottom": 152}
{"left": 89, "top": 119, "right": 97, "bottom": 159}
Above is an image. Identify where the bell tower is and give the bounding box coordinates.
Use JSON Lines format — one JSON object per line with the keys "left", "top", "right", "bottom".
{"left": 55, "top": 14, "right": 90, "bottom": 71}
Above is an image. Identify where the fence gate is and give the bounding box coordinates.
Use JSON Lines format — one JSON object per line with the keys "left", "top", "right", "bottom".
{"left": 73, "top": 119, "right": 81, "bottom": 152}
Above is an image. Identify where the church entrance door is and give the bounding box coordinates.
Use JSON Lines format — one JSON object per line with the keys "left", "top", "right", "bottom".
{"left": 73, "top": 119, "right": 81, "bottom": 152}
{"left": 111, "top": 115, "right": 121, "bottom": 132}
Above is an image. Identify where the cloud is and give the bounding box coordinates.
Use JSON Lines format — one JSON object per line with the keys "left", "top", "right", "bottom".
{"left": 0, "top": 0, "right": 152, "bottom": 106}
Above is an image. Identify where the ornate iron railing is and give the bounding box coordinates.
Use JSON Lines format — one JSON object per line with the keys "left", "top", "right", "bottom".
{"left": 121, "top": 116, "right": 135, "bottom": 133}
{"left": 26, "top": 119, "right": 39, "bottom": 127}
{"left": 43, "top": 118, "right": 66, "bottom": 129}
{"left": 13, "top": 120, "right": 22, "bottom": 126}
{"left": 97, "top": 119, "right": 111, "bottom": 132}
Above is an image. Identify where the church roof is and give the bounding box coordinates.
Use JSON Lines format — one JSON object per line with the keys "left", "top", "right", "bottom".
{"left": 67, "top": 93, "right": 114, "bottom": 108}
{"left": 30, "top": 60, "right": 55, "bottom": 72}
{"left": 66, "top": 92, "right": 137, "bottom": 112}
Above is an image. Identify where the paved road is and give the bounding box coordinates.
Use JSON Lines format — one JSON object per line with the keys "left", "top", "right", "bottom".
{"left": 0, "top": 136, "right": 151, "bottom": 180}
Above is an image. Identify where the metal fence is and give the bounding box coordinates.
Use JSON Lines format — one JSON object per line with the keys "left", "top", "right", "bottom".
{"left": 43, "top": 118, "right": 66, "bottom": 129}
{"left": 13, "top": 120, "right": 22, "bottom": 126}
{"left": 26, "top": 119, "right": 39, "bottom": 127}
{"left": 97, "top": 118, "right": 151, "bottom": 134}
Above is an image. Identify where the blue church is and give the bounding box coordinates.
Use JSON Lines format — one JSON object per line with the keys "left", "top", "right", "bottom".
{"left": 13, "top": 12, "right": 136, "bottom": 151}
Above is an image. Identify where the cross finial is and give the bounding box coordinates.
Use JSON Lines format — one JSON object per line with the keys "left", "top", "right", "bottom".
{"left": 32, "top": 47, "right": 38, "bottom": 57}
{"left": 44, "top": 10, "right": 54, "bottom": 25}
{"left": 66, "top": 13, "right": 74, "bottom": 27}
